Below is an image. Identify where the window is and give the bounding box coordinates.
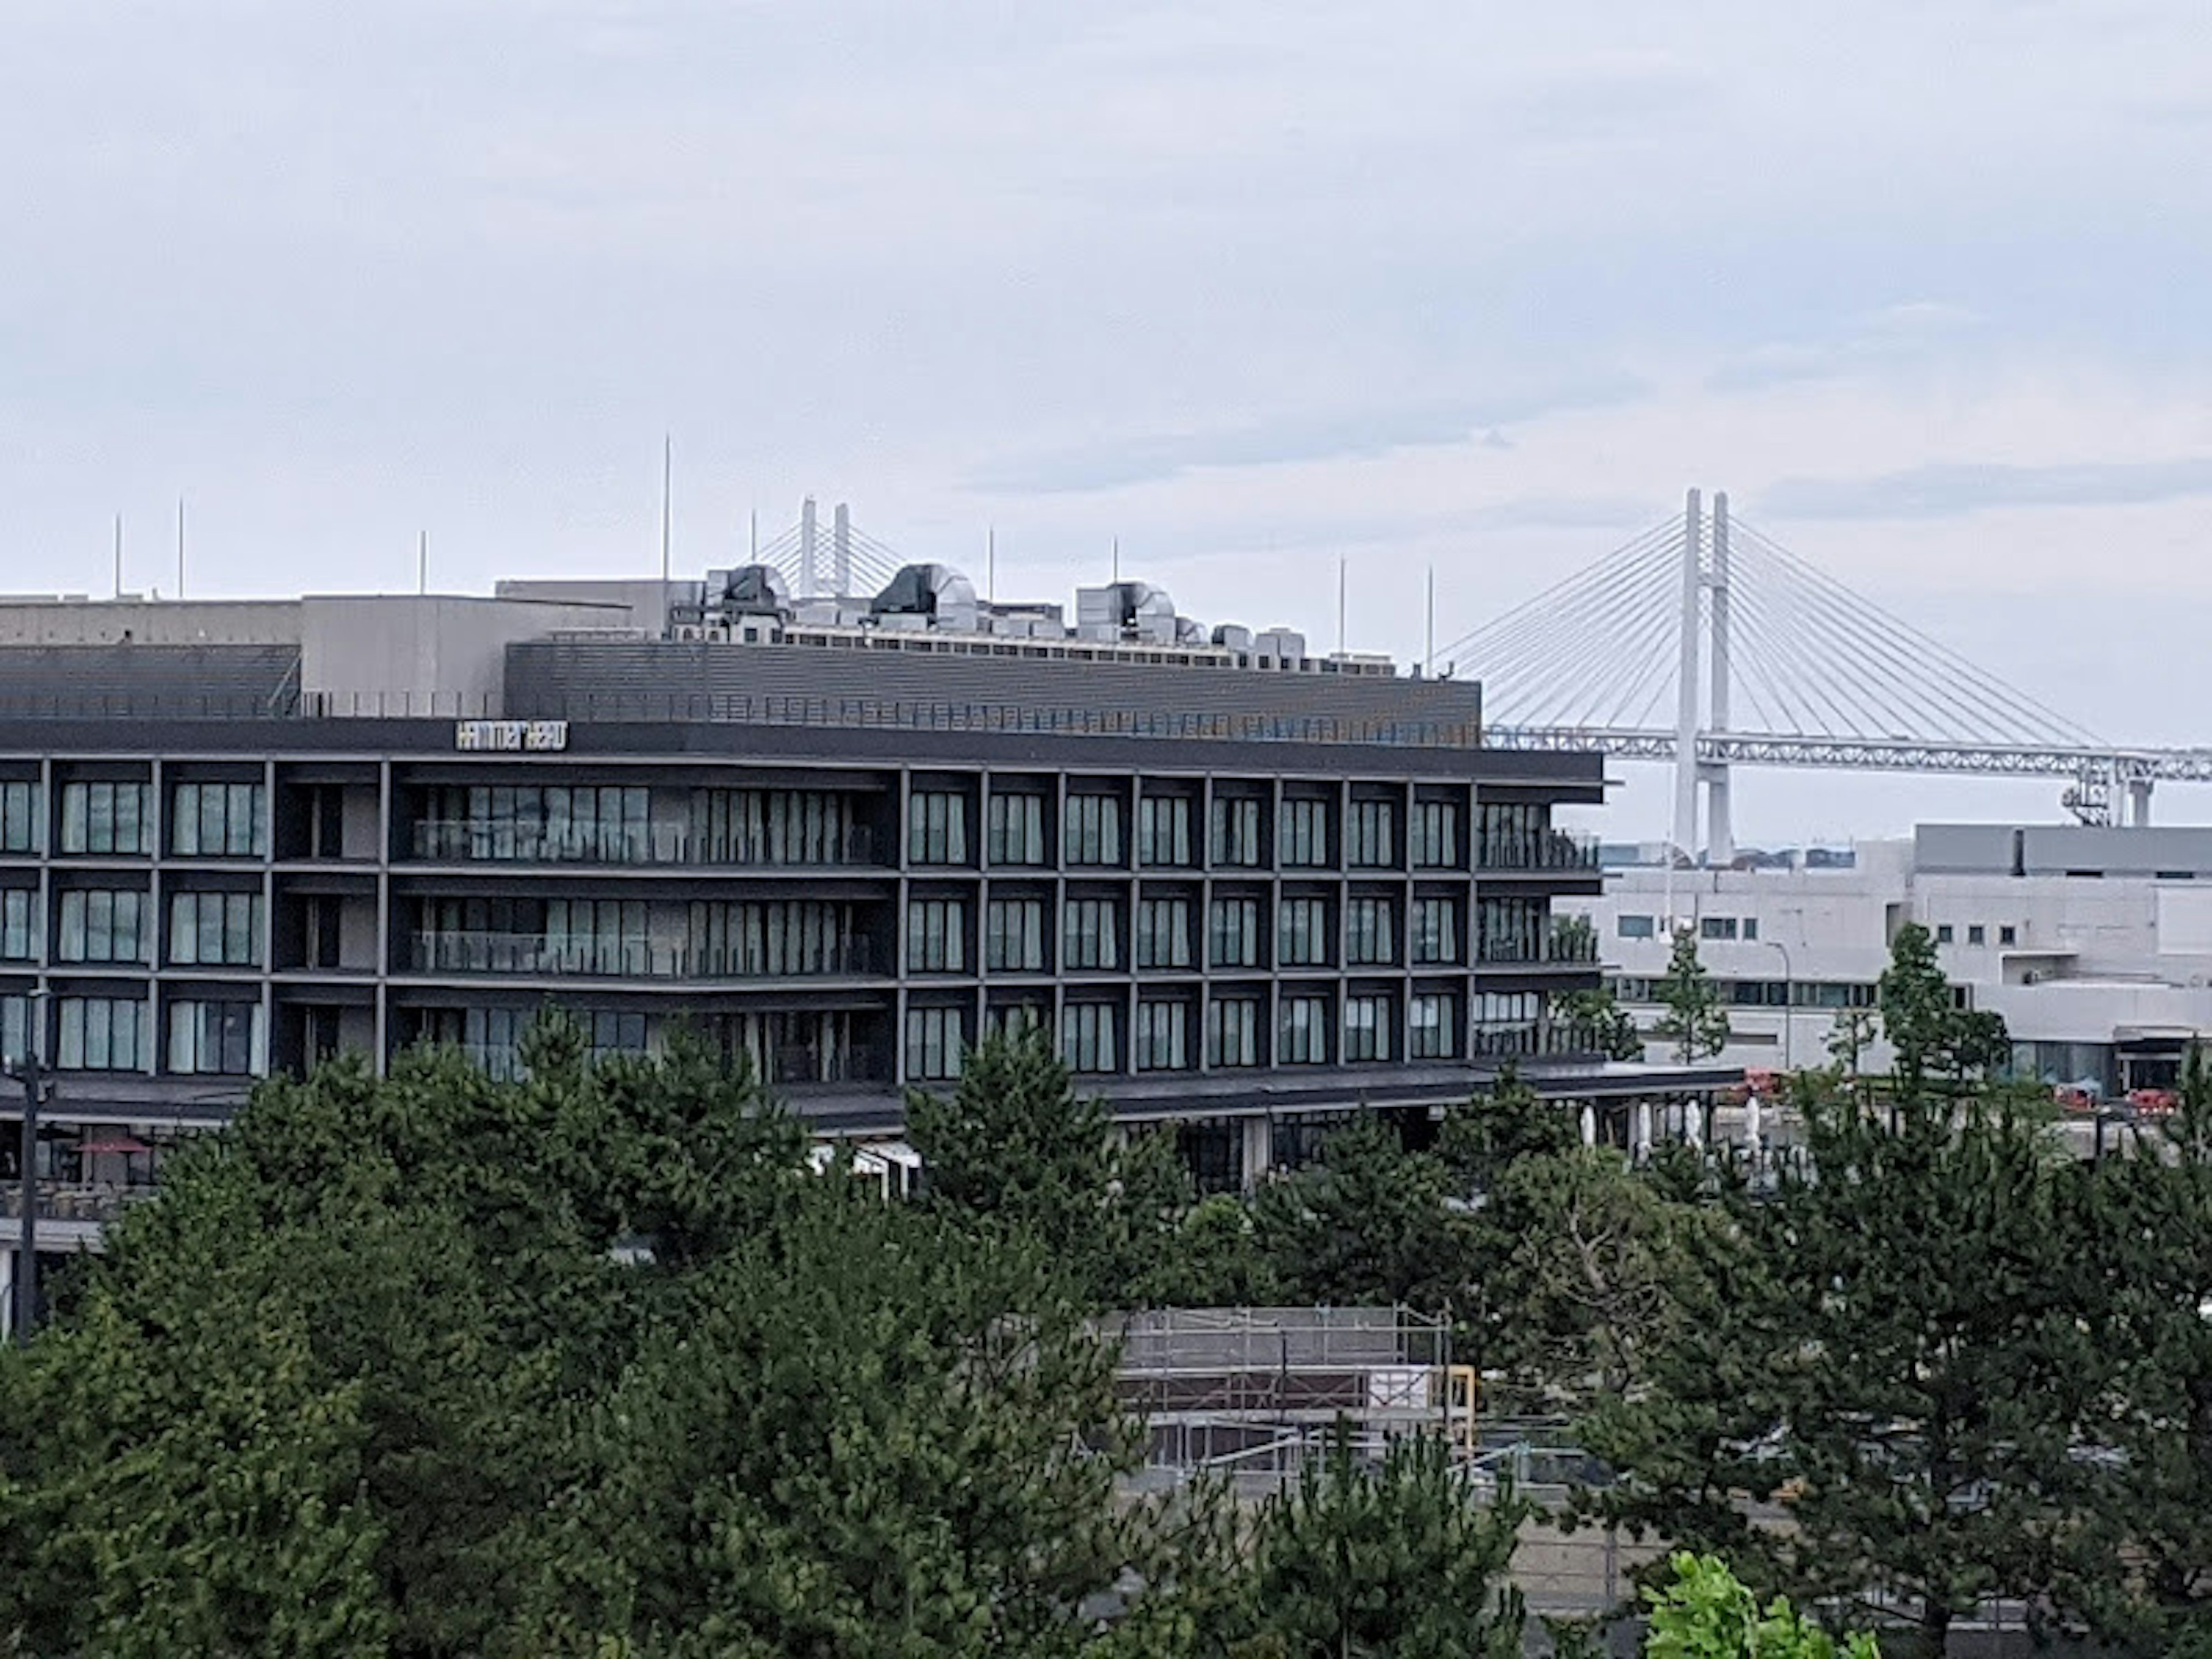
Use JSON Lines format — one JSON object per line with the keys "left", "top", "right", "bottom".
{"left": 1618, "top": 914, "right": 1657, "bottom": 940}
{"left": 1699, "top": 916, "right": 1738, "bottom": 941}
{"left": 422, "top": 784, "right": 651, "bottom": 862}
{"left": 1, "top": 993, "right": 27, "bottom": 1067}
{"left": 1063, "top": 794, "right": 1123, "bottom": 866}
{"left": 1061, "top": 1001, "right": 1119, "bottom": 1073}
{"left": 1346, "top": 897, "right": 1396, "bottom": 966}
{"left": 59, "top": 781, "right": 151, "bottom": 855}
{"left": 1206, "top": 997, "right": 1260, "bottom": 1067}
{"left": 1343, "top": 993, "right": 1393, "bottom": 1062}
{"left": 1137, "top": 795, "right": 1194, "bottom": 868}
{"left": 906, "top": 897, "right": 968, "bottom": 973}
{"left": 1279, "top": 994, "right": 1331, "bottom": 1065}
{"left": 168, "top": 999, "right": 265, "bottom": 1076}
{"left": 985, "top": 897, "right": 1047, "bottom": 972}
{"left": 1410, "top": 992, "right": 1459, "bottom": 1059}
{"left": 1936, "top": 923, "right": 1954, "bottom": 944}
{"left": 54, "top": 995, "right": 150, "bottom": 1070}
{"left": 1410, "top": 800, "right": 1459, "bottom": 868}
{"left": 1346, "top": 798, "right": 1395, "bottom": 868}
{"left": 168, "top": 891, "right": 263, "bottom": 967}
{"left": 691, "top": 787, "right": 855, "bottom": 865}
{"left": 1, "top": 890, "right": 34, "bottom": 960}
{"left": 1134, "top": 1001, "right": 1189, "bottom": 1071}
{"left": 1062, "top": 897, "right": 1120, "bottom": 971}
{"left": 1211, "top": 797, "right": 1262, "bottom": 867}
{"left": 1477, "top": 800, "right": 1544, "bottom": 866}
{"left": 1209, "top": 896, "right": 1261, "bottom": 968}
{"left": 1278, "top": 798, "right": 1330, "bottom": 868}
{"left": 58, "top": 889, "right": 150, "bottom": 964}
{"left": 1135, "top": 896, "right": 1192, "bottom": 969}
{"left": 905, "top": 1006, "right": 966, "bottom": 1081}
{"left": 1999, "top": 925, "right": 2017, "bottom": 946}
{"left": 170, "top": 781, "right": 267, "bottom": 857}
{"left": 1411, "top": 897, "right": 1460, "bottom": 965}
{"left": 1968, "top": 924, "right": 1986, "bottom": 946}
{"left": 986, "top": 792, "right": 1048, "bottom": 865}
{"left": 1742, "top": 917, "right": 1759, "bottom": 941}
{"left": 546, "top": 899, "right": 650, "bottom": 975}
{"left": 0, "top": 781, "right": 39, "bottom": 853}
{"left": 907, "top": 789, "right": 969, "bottom": 865}
{"left": 1278, "top": 897, "right": 1331, "bottom": 967}
{"left": 1476, "top": 895, "right": 1546, "bottom": 964}
{"left": 985, "top": 1001, "right": 1049, "bottom": 1043}
{"left": 688, "top": 900, "right": 854, "bottom": 977}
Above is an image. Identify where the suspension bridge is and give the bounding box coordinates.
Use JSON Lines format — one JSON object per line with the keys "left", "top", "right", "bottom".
{"left": 1437, "top": 490, "right": 2212, "bottom": 862}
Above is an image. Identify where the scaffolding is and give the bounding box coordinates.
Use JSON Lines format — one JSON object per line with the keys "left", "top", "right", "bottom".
{"left": 1106, "top": 1306, "right": 1473, "bottom": 1494}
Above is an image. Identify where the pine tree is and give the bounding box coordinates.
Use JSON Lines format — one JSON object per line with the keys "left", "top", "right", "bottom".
{"left": 1651, "top": 928, "right": 1730, "bottom": 1066}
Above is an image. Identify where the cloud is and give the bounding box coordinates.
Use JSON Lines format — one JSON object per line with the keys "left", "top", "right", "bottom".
{"left": 1706, "top": 301, "right": 1984, "bottom": 392}
{"left": 1759, "top": 456, "right": 2212, "bottom": 520}
{"left": 968, "top": 374, "right": 1649, "bottom": 494}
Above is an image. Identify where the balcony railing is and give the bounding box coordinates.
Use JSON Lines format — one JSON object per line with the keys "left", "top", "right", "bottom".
{"left": 1, "top": 1181, "right": 161, "bottom": 1225}
{"left": 409, "top": 820, "right": 881, "bottom": 869}
{"left": 1475, "top": 931, "right": 1601, "bottom": 967}
{"left": 1470, "top": 1019, "right": 1606, "bottom": 1060}
{"left": 442, "top": 1040, "right": 873, "bottom": 1087}
{"left": 1476, "top": 831, "right": 1602, "bottom": 873}
{"left": 409, "top": 931, "right": 877, "bottom": 980}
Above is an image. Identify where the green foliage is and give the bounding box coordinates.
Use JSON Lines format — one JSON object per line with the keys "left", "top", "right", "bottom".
{"left": 1825, "top": 1006, "right": 1879, "bottom": 1077}
{"left": 1650, "top": 929, "right": 1730, "bottom": 1066}
{"left": 1643, "top": 1554, "right": 1877, "bottom": 1658}
{"left": 907, "top": 1026, "right": 1192, "bottom": 1308}
{"left": 1243, "top": 1431, "right": 1527, "bottom": 1659}
{"left": 1586, "top": 1084, "right": 2109, "bottom": 1654}
{"left": 1255, "top": 1115, "right": 1471, "bottom": 1316}
{"left": 1561, "top": 982, "right": 1647, "bottom": 1062}
{"left": 1877, "top": 922, "right": 2009, "bottom": 1096}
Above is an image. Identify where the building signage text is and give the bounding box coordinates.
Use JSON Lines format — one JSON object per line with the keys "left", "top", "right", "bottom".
{"left": 454, "top": 719, "right": 569, "bottom": 752}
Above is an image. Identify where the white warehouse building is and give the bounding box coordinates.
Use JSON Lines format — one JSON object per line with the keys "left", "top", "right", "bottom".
{"left": 1566, "top": 823, "right": 2212, "bottom": 1097}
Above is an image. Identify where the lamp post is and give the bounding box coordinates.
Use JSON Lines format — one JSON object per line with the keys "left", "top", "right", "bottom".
{"left": 1764, "top": 940, "right": 1794, "bottom": 1070}
{"left": 9, "top": 986, "right": 48, "bottom": 1346}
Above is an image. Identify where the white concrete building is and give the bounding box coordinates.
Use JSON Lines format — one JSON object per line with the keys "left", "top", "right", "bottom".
{"left": 1567, "top": 824, "right": 2212, "bottom": 1096}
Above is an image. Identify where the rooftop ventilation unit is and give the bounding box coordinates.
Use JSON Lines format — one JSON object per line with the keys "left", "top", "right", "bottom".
{"left": 871, "top": 563, "right": 979, "bottom": 633}
{"left": 1075, "top": 580, "right": 1179, "bottom": 645}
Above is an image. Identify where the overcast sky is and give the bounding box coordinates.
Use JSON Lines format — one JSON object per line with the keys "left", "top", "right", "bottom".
{"left": 6, "top": 1, "right": 2209, "bottom": 842}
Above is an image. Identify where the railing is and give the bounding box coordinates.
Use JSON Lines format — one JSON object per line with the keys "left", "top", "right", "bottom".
{"left": 1470, "top": 1020, "right": 1606, "bottom": 1059}
{"left": 1475, "top": 931, "right": 1601, "bottom": 967}
{"left": 410, "top": 820, "right": 881, "bottom": 869}
{"left": 1476, "top": 830, "right": 1603, "bottom": 872}
{"left": 442, "top": 1040, "right": 872, "bottom": 1086}
{"left": 0, "top": 1181, "right": 160, "bottom": 1225}
{"left": 408, "top": 931, "right": 877, "bottom": 980}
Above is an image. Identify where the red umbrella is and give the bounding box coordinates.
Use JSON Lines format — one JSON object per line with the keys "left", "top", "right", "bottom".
{"left": 73, "top": 1135, "right": 150, "bottom": 1156}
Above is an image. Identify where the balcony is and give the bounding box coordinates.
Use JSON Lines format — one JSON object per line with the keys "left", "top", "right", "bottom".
{"left": 441, "top": 1040, "right": 872, "bottom": 1087}
{"left": 408, "top": 820, "right": 881, "bottom": 869}
{"left": 1, "top": 1181, "right": 160, "bottom": 1226}
{"left": 1476, "top": 830, "right": 1602, "bottom": 873}
{"left": 408, "top": 931, "right": 877, "bottom": 981}
{"left": 1470, "top": 1019, "right": 1606, "bottom": 1060}
{"left": 1474, "top": 931, "right": 1601, "bottom": 968}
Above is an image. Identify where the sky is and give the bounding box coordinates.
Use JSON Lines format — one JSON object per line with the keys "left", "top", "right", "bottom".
{"left": 5, "top": 1, "right": 2210, "bottom": 844}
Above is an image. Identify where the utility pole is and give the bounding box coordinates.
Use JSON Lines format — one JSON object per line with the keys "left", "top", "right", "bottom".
{"left": 418, "top": 531, "right": 429, "bottom": 597}
{"left": 660, "top": 435, "right": 673, "bottom": 588}
{"left": 113, "top": 514, "right": 124, "bottom": 599}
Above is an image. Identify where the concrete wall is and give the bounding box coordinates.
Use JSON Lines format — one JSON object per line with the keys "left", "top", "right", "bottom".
{"left": 494, "top": 577, "right": 668, "bottom": 635}
{"left": 0, "top": 598, "right": 301, "bottom": 647}
{"left": 301, "top": 596, "right": 629, "bottom": 717}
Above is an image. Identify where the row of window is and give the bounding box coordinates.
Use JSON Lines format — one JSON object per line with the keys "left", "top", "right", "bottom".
{"left": 0, "top": 889, "right": 265, "bottom": 966}
{"left": 1614, "top": 975, "right": 1880, "bottom": 1010}
{"left": 1934, "top": 922, "right": 2017, "bottom": 948}
{"left": 1616, "top": 912, "right": 1762, "bottom": 941}
{"left": 912, "top": 790, "right": 1467, "bottom": 870}
{"left": 902, "top": 987, "right": 1465, "bottom": 1080}
{"left": 0, "top": 991, "right": 267, "bottom": 1074}
{"left": 0, "top": 781, "right": 270, "bottom": 859}
{"left": 907, "top": 895, "right": 1469, "bottom": 974}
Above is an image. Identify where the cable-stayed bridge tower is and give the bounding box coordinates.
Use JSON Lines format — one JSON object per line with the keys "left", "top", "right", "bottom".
{"left": 1442, "top": 490, "right": 2212, "bottom": 863}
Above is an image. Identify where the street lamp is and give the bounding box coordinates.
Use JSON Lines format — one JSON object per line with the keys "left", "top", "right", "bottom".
{"left": 1764, "top": 940, "right": 1794, "bottom": 1071}
{"left": 6, "top": 985, "right": 48, "bottom": 1346}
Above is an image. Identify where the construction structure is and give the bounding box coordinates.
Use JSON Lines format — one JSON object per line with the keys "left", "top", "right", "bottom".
{"left": 1107, "top": 1306, "right": 1472, "bottom": 1494}
{"left": 1444, "top": 490, "right": 2212, "bottom": 859}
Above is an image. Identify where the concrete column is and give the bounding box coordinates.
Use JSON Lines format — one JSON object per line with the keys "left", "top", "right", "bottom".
{"left": 1705, "top": 491, "right": 1733, "bottom": 867}
{"left": 1241, "top": 1115, "right": 1272, "bottom": 1189}
{"left": 1672, "top": 490, "right": 1703, "bottom": 866}
{"left": 2128, "top": 777, "right": 2154, "bottom": 827}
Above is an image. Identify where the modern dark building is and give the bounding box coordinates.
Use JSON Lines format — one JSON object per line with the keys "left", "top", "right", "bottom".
{"left": 0, "top": 562, "right": 1648, "bottom": 1277}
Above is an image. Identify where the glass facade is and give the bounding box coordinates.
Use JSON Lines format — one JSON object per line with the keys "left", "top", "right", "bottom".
{"left": 57, "top": 889, "right": 150, "bottom": 964}
{"left": 0, "top": 781, "right": 39, "bottom": 853}
{"left": 169, "top": 891, "right": 263, "bottom": 967}
{"left": 171, "top": 782, "right": 267, "bottom": 857}
{"left": 59, "top": 781, "right": 152, "bottom": 855}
